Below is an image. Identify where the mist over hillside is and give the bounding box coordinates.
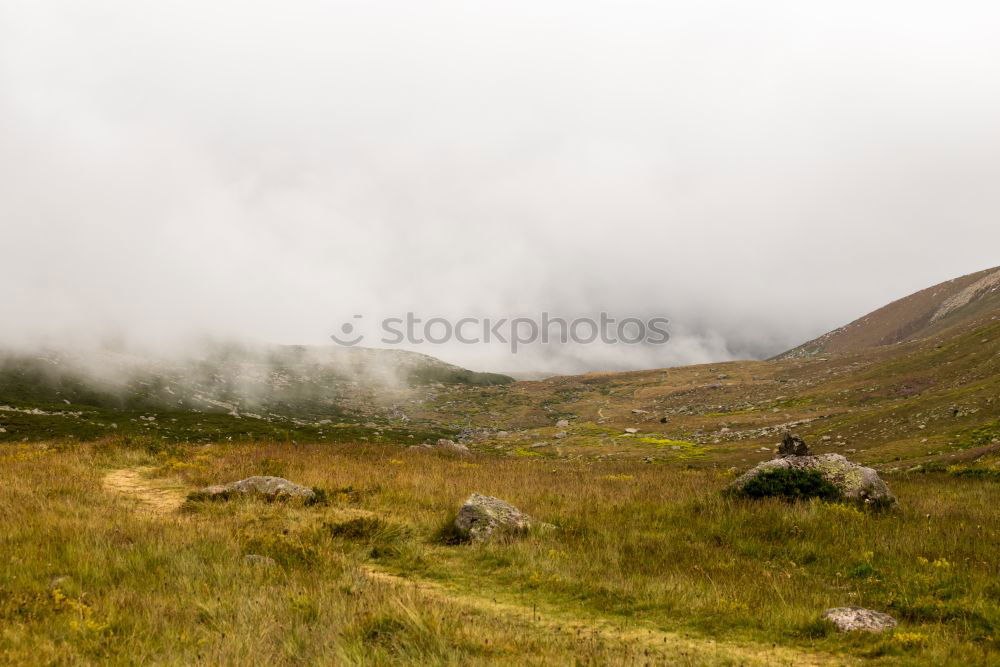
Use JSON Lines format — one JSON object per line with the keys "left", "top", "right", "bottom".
{"left": 0, "top": 343, "right": 511, "bottom": 417}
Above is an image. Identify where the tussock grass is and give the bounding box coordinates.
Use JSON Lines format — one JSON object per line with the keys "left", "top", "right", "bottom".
{"left": 1, "top": 438, "right": 998, "bottom": 664}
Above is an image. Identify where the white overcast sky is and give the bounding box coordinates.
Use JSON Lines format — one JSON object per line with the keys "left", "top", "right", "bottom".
{"left": 1, "top": 1, "right": 998, "bottom": 373}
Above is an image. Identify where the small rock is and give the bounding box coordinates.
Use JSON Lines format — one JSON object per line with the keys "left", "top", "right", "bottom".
{"left": 553, "top": 431, "right": 567, "bottom": 439}
{"left": 624, "top": 428, "right": 638, "bottom": 434}
{"left": 434, "top": 439, "right": 473, "bottom": 457}
{"left": 822, "top": 607, "right": 897, "bottom": 633}
{"left": 195, "top": 476, "right": 315, "bottom": 500}
{"left": 556, "top": 419, "right": 570, "bottom": 428}
{"left": 49, "top": 576, "right": 73, "bottom": 591}
{"left": 454, "top": 494, "right": 532, "bottom": 543}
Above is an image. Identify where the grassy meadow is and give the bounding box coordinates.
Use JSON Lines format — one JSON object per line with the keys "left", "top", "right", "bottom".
{"left": 1, "top": 437, "right": 998, "bottom": 665}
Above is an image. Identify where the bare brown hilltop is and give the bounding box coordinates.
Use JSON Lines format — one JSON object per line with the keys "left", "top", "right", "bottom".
{"left": 778, "top": 265, "right": 1000, "bottom": 359}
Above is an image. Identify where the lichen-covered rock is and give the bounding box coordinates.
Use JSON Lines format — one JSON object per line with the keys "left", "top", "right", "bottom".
{"left": 195, "top": 476, "right": 315, "bottom": 501}
{"left": 822, "top": 607, "right": 898, "bottom": 632}
{"left": 730, "top": 454, "right": 895, "bottom": 506}
{"left": 454, "top": 494, "right": 532, "bottom": 542}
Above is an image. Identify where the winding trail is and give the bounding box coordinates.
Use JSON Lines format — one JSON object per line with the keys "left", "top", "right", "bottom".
{"left": 103, "top": 467, "right": 846, "bottom": 665}
{"left": 361, "top": 566, "right": 841, "bottom": 665}
{"left": 102, "top": 467, "right": 187, "bottom": 516}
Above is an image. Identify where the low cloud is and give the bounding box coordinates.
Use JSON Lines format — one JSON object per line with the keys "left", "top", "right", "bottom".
{"left": 2, "top": 1, "right": 999, "bottom": 374}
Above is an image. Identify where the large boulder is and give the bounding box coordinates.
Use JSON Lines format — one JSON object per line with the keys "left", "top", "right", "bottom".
{"left": 194, "top": 476, "right": 315, "bottom": 501}
{"left": 730, "top": 453, "right": 895, "bottom": 507}
{"left": 822, "top": 607, "right": 898, "bottom": 633}
{"left": 454, "top": 494, "right": 532, "bottom": 542}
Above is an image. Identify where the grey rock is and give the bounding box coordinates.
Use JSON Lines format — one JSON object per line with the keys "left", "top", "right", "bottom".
{"left": 822, "top": 607, "right": 898, "bottom": 633}
{"left": 730, "top": 454, "right": 896, "bottom": 506}
{"left": 197, "top": 476, "right": 315, "bottom": 500}
{"left": 435, "top": 438, "right": 472, "bottom": 457}
{"left": 454, "top": 494, "right": 532, "bottom": 542}
{"left": 555, "top": 419, "right": 570, "bottom": 427}
{"left": 553, "top": 431, "right": 567, "bottom": 439}
{"left": 778, "top": 433, "right": 810, "bottom": 457}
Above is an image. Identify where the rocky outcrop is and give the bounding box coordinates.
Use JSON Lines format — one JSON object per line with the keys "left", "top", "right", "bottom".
{"left": 822, "top": 607, "right": 898, "bottom": 632}
{"left": 193, "top": 476, "right": 315, "bottom": 501}
{"left": 730, "top": 453, "right": 896, "bottom": 506}
{"left": 453, "top": 494, "right": 532, "bottom": 542}
{"left": 777, "top": 433, "right": 810, "bottom": 457}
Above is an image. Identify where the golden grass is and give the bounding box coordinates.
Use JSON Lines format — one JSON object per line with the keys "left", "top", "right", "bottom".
{"left": 1, "top": 439, "right": 998, "bottom": 664}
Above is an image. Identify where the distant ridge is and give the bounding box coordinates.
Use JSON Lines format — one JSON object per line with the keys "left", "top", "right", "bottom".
{"left": 0, "top": 344, "right": 513, "bottom": 417}
{"left": 778, "top": 265, "right": 1000, "bottom": 359}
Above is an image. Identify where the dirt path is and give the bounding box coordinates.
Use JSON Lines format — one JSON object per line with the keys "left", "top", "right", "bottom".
{"left": 362, "top": 566, "right": 843, "bottom": 666}
{"left": 102, "top": 467, "right": 188, "bottom": 516}
{"left": 103, "top": 467, "right": 846, "bottom": 665}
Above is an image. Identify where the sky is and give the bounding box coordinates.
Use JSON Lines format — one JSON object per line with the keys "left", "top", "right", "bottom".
{"left": 1, "top": 1, "right": 999, "bottom": 374}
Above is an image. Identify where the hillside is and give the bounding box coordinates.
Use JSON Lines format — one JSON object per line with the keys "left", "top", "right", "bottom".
{"left": 0, "top": 344, "right": 511, "bottom": 444}
{"left": 779, "top": 265, "right": 1000, "bottom": 359}
{"left": 1, "top": 267, "right": 997, "bottom": 473}
{"left": 411, "top": 267, "right": 1000, "bottom": 474}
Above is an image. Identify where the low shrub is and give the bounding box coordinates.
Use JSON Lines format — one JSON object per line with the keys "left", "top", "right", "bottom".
{"left": 735, "top": 468, "right": 843, "bottom": 503}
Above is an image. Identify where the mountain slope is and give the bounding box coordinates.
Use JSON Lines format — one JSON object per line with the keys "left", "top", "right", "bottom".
{"left": 0, "top": 344, "right": 511, "bottom": 443}
{"left": 415, "top": 268, "right": 1000, "bottom": 472}
{"left": 778, "top": 265, "right": 1000, "bottom": 359}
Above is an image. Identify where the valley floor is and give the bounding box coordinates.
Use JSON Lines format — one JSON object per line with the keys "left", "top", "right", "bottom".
{"left": 1, "top": 439, "right": 997, "bottom": 665}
